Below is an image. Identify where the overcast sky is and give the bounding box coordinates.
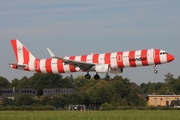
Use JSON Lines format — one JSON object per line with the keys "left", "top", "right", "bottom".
{"left": 0, "top": 0, "right": 179, "bottom": 84}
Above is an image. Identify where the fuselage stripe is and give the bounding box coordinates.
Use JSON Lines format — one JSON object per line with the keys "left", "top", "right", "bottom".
{"left": 129, "top": 51, "right": 136, "bottom": 67}
{"left": 81, "top": 55, "right": 87, "bottom": 62}
{"left": 69, "top": 56, "right": 77, "bottom": 72}
{"left": 141, "top": 50, "right": 149, "bottom": 66}
{"left": 57, "top": 59, "right": 65, "bottom": 73}
{"left": 104, "top": 53, "right": 111, "bottom": 66}
{"left": 154, "top": 49, "right": 161, "bottom": 65}
{"left": 117, "top": 52, "right": 124, "bottom": 68}
{"left": 34, "top": 58, "right": 41, "bottom": 73}
{"left": 93, "top": 54, "right": 99, "bottom": 64}
{"left": 45, "top": 59, "right": 53, "bottom": 73}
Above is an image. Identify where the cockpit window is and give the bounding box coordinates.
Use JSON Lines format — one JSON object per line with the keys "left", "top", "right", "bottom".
{"left": 160, "top": 52, "right": 168, "bottom": 55}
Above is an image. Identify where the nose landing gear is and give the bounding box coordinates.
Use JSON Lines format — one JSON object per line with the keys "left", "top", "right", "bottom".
{"left": 154, "top": 70, "right": 158, "bottom": 74}
{"left": 153, "top": 65, "right": 158, "bottom": 74}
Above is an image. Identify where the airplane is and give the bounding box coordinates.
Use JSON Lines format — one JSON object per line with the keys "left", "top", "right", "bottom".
{"left": 9, "top": 39, "right": 174, "bottom": 80}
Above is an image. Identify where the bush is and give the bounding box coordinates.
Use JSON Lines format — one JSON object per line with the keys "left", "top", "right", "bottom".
{"left": 0, "top": 105, "right": 54, "bottom": 111}
{"left": 101, "top": 103, "right": 116, "bottom": 110}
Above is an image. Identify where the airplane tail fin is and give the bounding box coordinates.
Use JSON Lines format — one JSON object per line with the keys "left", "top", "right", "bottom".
{"left": 11, "top": 39, "right": 36, "bottom": 65}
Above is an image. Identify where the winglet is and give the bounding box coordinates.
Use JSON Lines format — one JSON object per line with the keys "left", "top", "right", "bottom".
{"left": 47, "top": 48, "right": 56, "bottom": 58}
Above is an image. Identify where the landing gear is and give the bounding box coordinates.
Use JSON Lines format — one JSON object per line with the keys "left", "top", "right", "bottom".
{"left": 154, "top": 70, "right": 158, "bottom": 74}
{"left": 153, "top": 65, "right": 158, "bottom": 74}
{"left": 94, "top": 74, "right": 100, "bottom": 80}
{"left": 84, "top": 73, "right": 100, "bottom": 80}
{"left": 85, "top": 74, "right": 91, "bottom": 79}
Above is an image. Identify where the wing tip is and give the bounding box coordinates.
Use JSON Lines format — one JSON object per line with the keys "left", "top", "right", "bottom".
{"left": 47, "top": 48, "right": 56, "bottom": 58}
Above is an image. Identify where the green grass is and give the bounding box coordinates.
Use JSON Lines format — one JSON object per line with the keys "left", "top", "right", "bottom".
{"left": 0, "top": 110, "right": 180, "bottom": 120}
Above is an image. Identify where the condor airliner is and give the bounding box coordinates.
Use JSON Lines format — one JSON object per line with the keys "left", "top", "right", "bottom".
{"left": 9, "top": 39, "right": 174, "bottom": 79}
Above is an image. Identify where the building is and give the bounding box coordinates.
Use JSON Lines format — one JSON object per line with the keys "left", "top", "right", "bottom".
{"left": 171, "top": 100, "right": 180, "bottom": 108}
{"left": 147, "top": 95, "right": 180, "bottom": 106}
{"left": 43, "top": 88, "right": 75, "bottom": 97}
{"left": 1, "top": 88, "right": 36, "bottom": 100}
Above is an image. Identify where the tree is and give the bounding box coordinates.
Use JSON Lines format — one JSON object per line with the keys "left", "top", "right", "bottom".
{"left": 18, "top": 76, "right": 29, "bottom": 88}
{"left": 104, "top": 74, "right": 111, "bottom": 81}
{"left": 79, "top": 91, "right": 90, "bottom": 107}
{"left": 49, "top": 94, "right": 67, "bottom": 109}
{"left": 126, "top": 93, "right": 141, "bottom": 106}
{"left": 68, "top": 93, "right": 83, "bottom": 105}
{"left": 0, "top": 76, "right": 10, "bottom": 90}
{"left": 164, "top": 73, "right": 175, "bottom": 94}
{"left": 164, "top": 73, "right": 174, "bottom": 84}
{"left": 15, "top": 94, "right": 34, "bottom": 106}
{"left": 140, "top": 83, "right": 148, "bottom": 93}
{"left": 111, "top": 94, "right": 122, "bottom": 106}
{"left": 28, "top": 73, "right": 64, "bottom": 95}
{"left": 168, "top": 76, "right": 180, "bottom": 94}
{"left": 2, "top": 98, "right": 15, "bottom": 106}
{"left": 147, "top": 82, "right": 156, "bottom": 93}
{"left": 111, "top": 76, "right": 130, "bottom": 98}
{"left": 74, "top": 75, "right": 89, "bottom": 90}
{"left": 10, "top": 78, "right": 19, "bottom": 88}
{"left": 93, "top": 86, "right": 111, "bottom": 106}
{"left": 41, "top": 96, "right": 52, "bottom": 106}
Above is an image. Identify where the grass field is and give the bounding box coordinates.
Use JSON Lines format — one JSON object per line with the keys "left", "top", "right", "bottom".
{"left": 0, "top": 110, "right": 180, "bottom": 120}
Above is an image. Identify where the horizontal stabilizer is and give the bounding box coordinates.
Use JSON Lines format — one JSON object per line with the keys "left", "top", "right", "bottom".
{"left": 8, "top": 63, "right": 27, "bottom": 69}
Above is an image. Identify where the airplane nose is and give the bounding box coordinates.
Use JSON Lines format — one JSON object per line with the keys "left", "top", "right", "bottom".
{"left": 167, "top": 54, "right": 174, "bottom": 62}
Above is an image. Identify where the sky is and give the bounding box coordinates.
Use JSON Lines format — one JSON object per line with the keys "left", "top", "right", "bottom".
{"left": 0, "top": 0, "right": 180, "bottom": 85}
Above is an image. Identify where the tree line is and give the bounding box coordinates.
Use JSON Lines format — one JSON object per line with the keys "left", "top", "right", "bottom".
{"left": 0, "top": 73, "right": 180, "bottom": 109}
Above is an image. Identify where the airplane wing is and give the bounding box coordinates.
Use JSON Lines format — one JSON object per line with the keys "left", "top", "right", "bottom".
{"left": 47, "top": 48, "right": 96, "bottom": 71}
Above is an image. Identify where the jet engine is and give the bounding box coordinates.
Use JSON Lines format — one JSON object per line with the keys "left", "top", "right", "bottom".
{"left": 95, "top": 64, "right": 110, "bottom": 73}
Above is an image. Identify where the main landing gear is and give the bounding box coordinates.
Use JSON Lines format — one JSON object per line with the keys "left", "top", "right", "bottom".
{"left": 94, "top": 73, "right": 100, "bottom": 80}
{"left": 85, "top": 74, "right": 91, "bottom": 79}
{"left": 85, "top": 73, "right": 100, "bottom": 80}
{"left": 153, "top": 65, "right": 158, "bottom": 74}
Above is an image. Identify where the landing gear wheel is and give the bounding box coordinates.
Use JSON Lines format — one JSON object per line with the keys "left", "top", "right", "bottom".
{"left": 154, "top": 70, "right": 158, "bottom": 74}
{"left": 85, "top": 74, "right": 91, "bottom": 79}
{"left": 153, "top": 65, "right": 158, "bottom": 74}
{"left": 94, "top": 74, "right": 100, "bottom": 80}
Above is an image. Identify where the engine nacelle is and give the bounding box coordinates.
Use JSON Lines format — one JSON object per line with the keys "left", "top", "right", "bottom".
{"left": 95, "top": 64, "right": 110, "bottom": 73}
{"left": 109, "top": 68, "right": 123, "bottom": 74}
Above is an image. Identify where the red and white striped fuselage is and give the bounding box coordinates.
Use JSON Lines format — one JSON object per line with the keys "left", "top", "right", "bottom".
{"left": 10, "top": 39, "right": 174, "bottom": 79}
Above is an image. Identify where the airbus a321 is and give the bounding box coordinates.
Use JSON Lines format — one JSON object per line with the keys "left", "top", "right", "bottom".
{"left": 9, "top": 39, "right": 174, "bottom": 79}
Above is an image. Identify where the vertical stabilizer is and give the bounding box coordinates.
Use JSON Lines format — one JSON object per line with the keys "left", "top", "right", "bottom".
{"left": 11, "top": 39, "right": 36, "bottom": 65}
